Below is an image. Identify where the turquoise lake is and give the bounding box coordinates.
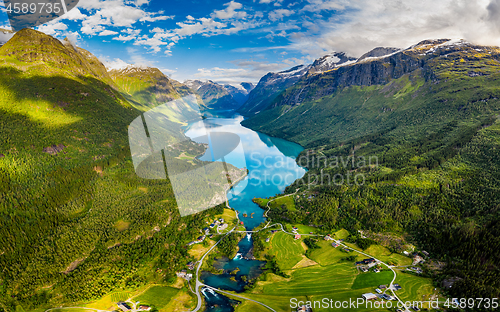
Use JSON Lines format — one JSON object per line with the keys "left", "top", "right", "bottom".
{"left": 185, "top": 113, "right": 306, "bottom": 311}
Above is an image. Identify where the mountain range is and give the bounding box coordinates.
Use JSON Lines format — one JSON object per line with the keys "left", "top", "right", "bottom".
{"left": 184, "top": 79, "right": 254, "bottom": 111}
{"left": 240, "top": 38, "right": 500, "bottom": 299}
{"left": 2, "top": 27, "right": 500, "bottom": 310}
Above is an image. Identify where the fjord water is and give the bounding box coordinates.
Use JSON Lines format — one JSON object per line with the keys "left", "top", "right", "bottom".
{"left": 185, "top": 114, "right": 306, "bottom": 230}
{"left": 184, "top": 114, "right": 306, "bottom": 311}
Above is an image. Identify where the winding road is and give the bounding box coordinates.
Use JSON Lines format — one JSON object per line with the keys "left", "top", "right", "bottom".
{"left": 190, "top": 189, "right": 411, "bottom": 312}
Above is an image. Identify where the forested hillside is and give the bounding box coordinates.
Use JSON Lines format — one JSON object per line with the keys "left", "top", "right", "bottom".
{"left": 246, "top": 39, "right": 500, "bottom": 298}
{"left": 0, "top": 29, "right": 214, "bottom": 311}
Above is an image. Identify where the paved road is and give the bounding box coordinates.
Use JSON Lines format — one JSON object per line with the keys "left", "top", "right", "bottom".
{"left": 202, "top": 285, "right": 277, "bottom": 312}
{"left": 337, "top": 242, "right": 410, "bottom": 312}
{"left": 191, "top": 207, "right": 241, "bottom": 312}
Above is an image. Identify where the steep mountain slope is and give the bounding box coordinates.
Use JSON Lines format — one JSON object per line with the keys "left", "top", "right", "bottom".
{"left": 243, "top": 39, "right": 500, "bottom": 146}
{"left": 237, "top": 64, "right": 310, "bottom": 116}
{"left": 244, "top": 39, "right": 500, "bottom": 298}
{"left": 307, "top": 51, "right": 357, "bottom": 75}
{"left": 108, "top": 65, "right": 181, "bottom": 110}
{"left": 223, "top": 82, "right": 254, "bottom": 106}
{"left": 184, "top": 79, "right": 252, "bottom": 111}
{"left": 0, "top": 29, "right": 215, "bottom": 312}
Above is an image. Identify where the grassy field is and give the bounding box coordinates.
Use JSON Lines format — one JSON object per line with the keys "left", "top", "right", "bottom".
{"left": 268, "top": 232, "right": 304, "bottom": 269}
{"left": 135, "top": 286, "right": 180, "bottom": 310}
{"left": 285, "top": 223, "right": 319, "bottom": 234}
{"left": 363, "top": 245, "right": 412, "bottom": 266}
{"left": 161, "top": 290, "right": 195, "bottom": 312}
{"left": 85, "top": 291, "right": 131, "bottom": 310}
{"left": 394, "top": 270, "right": 443, "bottom": 305}
{"left": 189, "top": 240, "right": 216, "bottom": 261}
{"left": 235, "top": 301, "right": 271, "bottom": 312}
{"left": 217, "top": 208, "right": 238, "bottom": 224}
{"left": 308, "top": 240, "right": 363, "bottom": 266}
{"left": 351, "top": 270, "right": 393, "bottom": 289}
{"left": 334, "top": 229, "right": 350, "bottom": 240}
{"left": 240, "top": 227, "right": 444, "bottom": 312}
{"left": 269, "top": 196, "right": 296, "bottom": 211}
{"left": 260, "top": 262, "right": 357, "bottom": 296}
{"left": 247, "top": 262, "right": 393, "bottom": 312}
{"left": 236, "top": 293, "right": 309, "bottom": 312}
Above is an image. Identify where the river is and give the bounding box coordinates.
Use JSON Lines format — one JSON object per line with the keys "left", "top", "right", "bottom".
{"left": 185, "top": 113, "right": 306, "bottom": 312}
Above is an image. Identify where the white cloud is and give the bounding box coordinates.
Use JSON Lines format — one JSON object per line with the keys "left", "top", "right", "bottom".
{"left": 65, "top": 31, "right": 82, "bottom": 44}
{"left": 293, "top": 0, "right": 500, "bottom": 58}
{"left": 140, "top": 14, "right": 175, "bottom": 22}
{"left": 112, "top": 28, "right": 141, "bottom": 41}
{"left": 212, "top": 1, "right": 247, "bottom": 20}
{"left": 259, "top": 0, "right": 284, "bottom": 6}
{"left": 301, "top": 0, "right": 346, "bottom": 12}
{"left": 268, "top": 9, "right": 294, "bottom": 21}
{"left": 101, "top": 57, "right": 131, "bottom": 70}
{"left": 61, "top": 8, "right": 88, "bottom": 20}
{"left": 37, "top": 21, "right": 68, "bottom": 35}
{"left": 160, "top": 68, "right": 177, "bottom": 76}
{"left": 99, "top": 29, "right": 119, "bottom": 36}
{"left": 193, "top": 58, "right": 308, "bottom": 84}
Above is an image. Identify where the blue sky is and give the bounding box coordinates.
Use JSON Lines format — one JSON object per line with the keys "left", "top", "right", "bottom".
{"left": 1, "top": 0, "right": 500, "bottom": 84}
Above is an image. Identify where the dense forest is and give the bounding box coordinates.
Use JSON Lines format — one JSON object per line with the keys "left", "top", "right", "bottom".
{"left": 243, "top": 40, "right": 500, "bottom": 301}
{"left": 265, "top": 118, "right": 500, "bottom": 299}
{"left": 0, "top": 29, "right": 218, "bottom": 311}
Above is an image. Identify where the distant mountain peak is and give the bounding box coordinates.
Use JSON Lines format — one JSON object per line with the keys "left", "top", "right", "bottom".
{"left": 308, "top": 52, "right": 357, "bottom": 74}
{"left": 358, "top": 47, "right": 400, "bottom": 61}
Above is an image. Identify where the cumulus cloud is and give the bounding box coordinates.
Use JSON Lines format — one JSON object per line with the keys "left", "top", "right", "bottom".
{"left": 101, "top": 57, "right": 131, "bottom": 70}
{"left": 99, "top": 29, "right": 119, "bottom": 36}
{"left": 292, "top": 0, "right": 500, "bottom": 57}
{"left": 37, "top": 21, "right": 68, "bottom": 35}
{"left": 193, "top": 57, "right": 308, "bottom": 84}
{"left": 268, "top": 9, "right": 294, "bottom": 21}
{"left": 213, "top": 1, "right": 247, "bottom": 20}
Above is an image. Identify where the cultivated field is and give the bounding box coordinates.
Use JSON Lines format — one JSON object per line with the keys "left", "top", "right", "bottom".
{"left": 268, "top": 231, "right": 304, "bottom": 269}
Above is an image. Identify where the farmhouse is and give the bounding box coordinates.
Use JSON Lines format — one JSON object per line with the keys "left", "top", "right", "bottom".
{"left": 117, "top": 302, "right": 132, "bottom": 312}
{"left": 356, "top": 258, "right": 375, "bottom": 266}
{"left": 176, "top": 270, "right": 187, "bottom": 278}
{"left": 294, "top": 234, "right": 301, "bottom": 240}
{"left": 362, "top": 293, "right": 378, "bottom": 300}
{"left": 413, "top": 255, "right": 424, "bottom": 265}
{"left": 297, "top": 305, "right": 312, "bottom": 312}
{"left": 331, "top": 242, "right": 340, "bottom": 248}
{"left": 138, "top": 305, "right": 151, "bottom": 311}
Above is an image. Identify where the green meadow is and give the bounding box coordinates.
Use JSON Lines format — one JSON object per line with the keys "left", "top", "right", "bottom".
{"left": 243, "top": 230, "right": 444, "bottom": 312}
{"left": 135, "top": 286, "right": 180, "bottom": 310}
{"left": 268, "top": 231, "right": 305, "bottom": 269}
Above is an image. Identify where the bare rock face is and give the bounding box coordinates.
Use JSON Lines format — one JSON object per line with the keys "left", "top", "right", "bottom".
{"left": 358, "top": 47, "right": 400, "bottom": 61}
{"left": 43, "top": 144, "right": 66, "bottom": 155}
